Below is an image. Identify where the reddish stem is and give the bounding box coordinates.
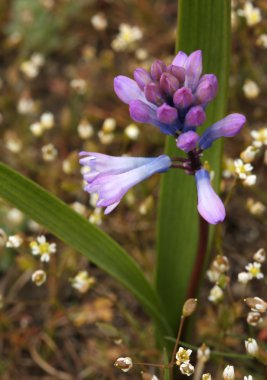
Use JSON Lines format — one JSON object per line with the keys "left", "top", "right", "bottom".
{"left": 186, "top": 216, "right": 209, "bottom": 299}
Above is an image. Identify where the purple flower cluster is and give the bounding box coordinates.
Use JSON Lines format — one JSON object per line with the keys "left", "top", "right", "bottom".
{"left": 80, "top": 50, "right": 246, "bottom": 224}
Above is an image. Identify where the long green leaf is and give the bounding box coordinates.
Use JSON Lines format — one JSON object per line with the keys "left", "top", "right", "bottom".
{"left": 0, "top": 162, "right": 172, "bottom": 338}
{"left": 156, "top": 0, "right": 230, "bottom": 333}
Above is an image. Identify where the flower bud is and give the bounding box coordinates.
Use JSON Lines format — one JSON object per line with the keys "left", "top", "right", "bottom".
{"left": 212, "top": 255, "right": 229, "bottom": 273}
{"left": 32, "top": 269, "right": 47, "bottom": 286}
{"left": 150, "top": 59, "right": 167, "bottom": 81}
{"left": 134, "top": 68, "right": 152, "bottom": 90}
{"left": 202, "top": 374, "right": 212, "bottom": 380}
{"left": 176, "top": 131, "right": 199, "bottom": 153}
{"left": 245, "top": 338, "right": 259, "bottom": 356}
{"left": 167, "top": 65, "right": 186, "bottom": 84}
{"left": 240, "top": 145, "right": 259, "bottom": 163}
{"left": 247, "top": 311, "right": 263, "bottom": 326}
{"left": 185, "top": 106, "right": 206, "bottom": 127}
{"left": 244, "top": 297, "right": 267, "bottom": 313}
{"left": 114, "top": 357, "right": 133, "bottom": 372}
{"left": 157, "top": 103, "right": 178, "bottom": 124}
{"left": 160, "top": 72, "right": 180, "bottom": 96}
{"left": 144, "top": 82, "right": 164, "bottom": 105}
{"left": 180, "top": 363, "right": 194, "bottom": 376}
{"left": 197, "top": 343, "right": 210, "bottom": 363}
{"left": 182, "top": 298, "right": 198, "bottom": 317}
{"left": 223, "top": 365, "right": 235, "bottom": 380}
{"left": 141, "top": 372, "right": 159, "bottom": 380}
{"left": 253, "top": 248, "right": 266, "bottom": 263}
{"left": 195, "top": 74, "right": 218, "bottom": 104}
{"left": 173, "top": 87, "right": 193, "bottom": 109}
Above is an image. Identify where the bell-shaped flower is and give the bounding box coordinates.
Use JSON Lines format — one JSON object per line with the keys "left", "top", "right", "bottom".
{"left": 81, "top": 154, "right": 172, "bottom": 214}
{"left": 195, "top": 169, "right": 225, "bottom": 224}
{"left": 199, "top": 114, "right": 246, "bottom": 149}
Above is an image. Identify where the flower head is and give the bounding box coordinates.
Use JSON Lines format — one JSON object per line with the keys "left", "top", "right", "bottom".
{"left": 32, "top": 269, "right": 47, "bottom": 286}
{"left": 176, "top": 347, "right": 192, "bottom": 366}
{"left": 114, "top": 357, "right": 133, "bottom": 372}
{"left": 245, "top": 338, "right": 259, "bottom": 356}
{"left": 71, "top": 271, "right": 95, "bottom": 293}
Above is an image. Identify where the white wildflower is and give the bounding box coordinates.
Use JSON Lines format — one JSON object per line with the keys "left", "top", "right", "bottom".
{"left": 32, "top": 269, "right": 47, "bottom": 286}
{"left": 257, "top": 34, "right": 267, "bottom": 48}
{"left": 125, "top": 123, "right": 140, "bottom": 140}
{"left": 111, "top": 23, "right": 142, "bottom": 52}
{"left": 234, "top": 159, "right": 253, "bottom": 180}
{"left": 30, "top": 122, "right": 44, "bottom": 137}
{"left": 180, "top": 363, "right": 194, "bottom": 376}
{"left": 237, "top": 2, "right": 261, "bottom": 26}
{"left": 40, "top": 112, "right": 54, "bottom": 130}
{"left": 114, "top": 357, "right": 133, "bottom": 372}
{"left": 176, "top": 347, "right": 192, "bottom": 365}
{"left": 240, "top": 145, "right": 259, "bottom": 163}
{"left": 223, "top": 365, "right": 235, "bottom": 380}
{"left": 238, "top": 271, "right": 252, "bottom": 284}
{"left": 77, "top": 119, "right": 94, "bottom": 139}
{"left": 208, "top": 285, "right": 223, "bottom": 303}
{"left": 30, "top": 235, "right": 56, "bottom": 262}
{"left": 245, "top": 338, "right": 259, "bottom": 356}
{"left": 245, "top": 262, "right": 264, "bottom": 279}
{"left": 91, "top": 13, "right": 107, "bottom": 31}
{"left": 253, "top": 248, "right": 266, "bottom": 263}
{"left": 251, "top": 128, "right": 267, "bottom": 148}
{"left": 6, "top": 234, "right": 23, "bottom": 248}
{"left": 42, "top": 143, "right": 58, "bottom": 161}
{"left": 71, "top": 270, "right": 95, "bottom": 293}
{"left": 243, "top": 174, "right": 256, "bottom": 186}
{"left": 242, "top": 79, "right": 260, "bottom": 99}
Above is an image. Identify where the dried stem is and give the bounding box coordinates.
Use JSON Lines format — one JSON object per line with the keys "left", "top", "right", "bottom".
{"left": 170, "top": 315, "right": 185, "bottom": 380}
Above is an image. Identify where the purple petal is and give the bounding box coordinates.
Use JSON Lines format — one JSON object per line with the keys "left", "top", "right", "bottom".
{"left": 144, "top": 82, "right": 164, "bottom": 105}
{"left": 134, "top": 68, "right": 152, "bottom": 90}
{"left": 160, "top": 73, "right": 180, "bottom": 96}
{"left": 173, "top": 87, "right": 193, "bottom": 109}
{"left": 172, "top": 51, "right": 188, "bottom": 67}
{"left": 195, "top": 169, "right": 225, "bottom": 224}
{"left": 195, "top": 74, "right": 218, "bottom": 105}
{"left": 114, "top": 76, "right": 145, "bottom": 104}
{"left": 150, "top": 60, "right": 167, "bottom": 81}
{"left": 167, "top": 65, "right": 186, "bottom": 84}
{"left": 185, "top": 105, "right": 206, "bottom": 127}
{"left": 199, "top": 113, "right": 246, "bottom": 149}
{"left": 86, "top": 155, "right": 171, "bottom": 213}
{"left": 176, "top": 131, "right": 199, "bottom": 153}
{"left": 157, "top": 103, "right": 178, "bottom": 124}
{"left": 185, "top": 50, "right": 203, "bottom": 91}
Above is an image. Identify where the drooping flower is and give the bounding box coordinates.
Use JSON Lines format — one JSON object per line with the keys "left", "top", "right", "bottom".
{"left": 80, "top": 153, "right": 171, "bottom": 214}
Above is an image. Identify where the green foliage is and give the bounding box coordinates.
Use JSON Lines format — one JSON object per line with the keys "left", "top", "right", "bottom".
{"left": 156, "top": 0, "right": 231, "bottom": 333}
{"left": 5, "top": 0, "right": 89, "bottom": 55}
{"left": 0, "top": 162, "right": 172, "bottom": 340}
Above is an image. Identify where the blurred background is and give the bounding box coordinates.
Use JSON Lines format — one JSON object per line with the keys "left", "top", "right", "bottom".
{"left": 0, "top": 0, "right": 267, "bottom": 379}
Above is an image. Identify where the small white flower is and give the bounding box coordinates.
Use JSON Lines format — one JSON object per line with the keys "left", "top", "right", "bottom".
{"left": 253, "top": 248, "right": 266, "bottom": 263}
{"left": 257, "top": 34, "right": 267, "bottom": 48}
{"left": 176, "top": 347, "right": 192, "bottom": 365}
{"left": 237, "top": 2, "right": 261, "bottom": 26}
{"left": 245, "top": 262, "right": 264, "bottom": 279}
{"left": 242, "top": 79, "right": 260, "bottom": 99}
{"left": 234, "top": 159, "right": 253, "bottom": 180}
{"left": 17, "top": 96, "right": 36, "bottom": 114}
{"left": 251, "top": 128, "right": 267, "bottom": 148}
{"left": 6, "top": 234, "right": 23, "bottom": 248}
{"left": 77, "top": 120, "right": 94, "bottom": 139}
{"left": 70, "top": 78, "right": 87, "bottom": 94}
{"left": 70, "top": 202, "right": 87, "bottom": 216}
{"left": 238, "top": 271, "right": 252, "bottom": 284}
{"left": 124, "top": 123, "right": 140, "bottom": 140}
{"left": 102, "top": 117, "right": 116, "bottom": 133}
{"left": 114, "top": 357, "right": 133, "bottom": 372}
{"left": 245, "top": 338, "right": 259, "bottom": 356}
{"left": 71, "top": 271, "right": 95, "bottom": 293}
{"left": 179, "top": 363, "right": 194, "bottom": 376}
{"left": 32, "top": 269, "right": 47, "bottom": 286}
{"left": 30, "top": 235, "right": 56, "bottom": 262}
{"left": 111, "top": 23, "right": 142, "bottom": 52}
{"left": 42, "top": 143, "right": 58, "bottom": 162}
{"left": 247, "top": 311, "right": 263, "bottom": 326}
{"left": 30, "top": 122, "right": 44, "bottom": 137}
{"left": 208, "top": 285, "right": 223, "bottom": 303}
{"left": 246, "top": 199, "right": 266, "bottom": 216}
{"left": 40, "top": 112, "right": 54, "bottom": 130}
{"left": 207, "top": 269, "right": 220, "bottom": 283}
{"left": 240, "top": 145, "right": 259, "bottom": 163}
{"left": 20, "top": 60, "right": 39, "bottom": 78}
{"left": 202, "top": 374, "right": 212, "bottom": 380}
{"left": 91, "top": 13, "right": 107, "bottom": 31}
{"left": 223, "top": 365, "right": 235, "bottom": 380}
{"left": 243, "top": 174, "right": 256, "bottom": 187}
{"left": 244, "top": 375, "right": 253, "bottom": 380}
{"left": 98, "top": 130, "right": 114, "bottom": 145}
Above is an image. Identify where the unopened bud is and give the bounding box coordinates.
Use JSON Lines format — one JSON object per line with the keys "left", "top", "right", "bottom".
{"left": 160, "top": 72, "right": 180, "bottom": 96}
{"left": 182, "top": 298, "right": 197, "bottom": 317}
{"left": 134, "top": 68, "right": 152, "bottom": 90}
{"left": 245, "top": 338, "right": 259, "bottom": 356}
{"left": 167, "top": 65, "right": 185, "bottom": 84}
{"left": 212, "top": 255, "right": 230, "bottom": 273}
{"left": 157, "top": 103, "right": 178, "bottom": 124}
{"left": 253, "top": 248, "right": 266, "bottom": 263}
{"left": 180, "top": 363, "right": 194, "bottom": 376}
{"left": 114, "top": 357, "right": 133, "bottom": 372}
{"left": 202, "top": 374, "right": 212, "bottom": 380}
{"left": 244, "top": 297, "right": 267, "bottom": 313}
{"left": 195, "top": 74, "right": 218, "bottom": 104}
{"left": 151, "top": 60, "right": 167, "bottom": 81}
{"left": 144, "top": 82, "right": 164, "bottom": 105}
{"left": 185, "top": 106, "right": 206, "bottom": 127}
{"left": 223, "top": 365, "right": 235, "bottom": 380}
{"left": 240, "top": 145, "right": 259, "bottom": 163}
{"left": 173, "top": 87, "right": 193, "bottom": 109}
{"left": 176, "top": 131, "right": 198, "bottom": 153}
{"left": 247, "top": 311, "right": 263, "bottom": 326}
{"left": 197, "top": 343, "right": 210, "bottom": 363}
